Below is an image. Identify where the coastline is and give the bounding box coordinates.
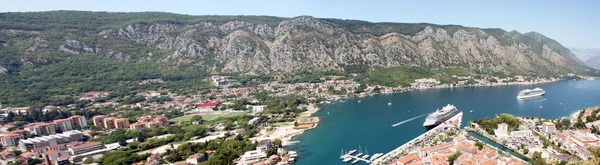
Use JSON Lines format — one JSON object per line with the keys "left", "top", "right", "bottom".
{"left": 279, "top": 78, "right": 567, "bottom": 147}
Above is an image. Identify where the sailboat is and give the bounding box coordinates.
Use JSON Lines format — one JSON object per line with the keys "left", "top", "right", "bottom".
{"left": 362, "top": 147, "right": 370, "bottom": 159}
{"left": 388, "top": 101, "right": 392, "bottom": 105}
{"left": 355, "top": 145, "right": 363, "bottom": 157}
{"left": 340, "top": 149, "right": 345, "bottom": 159}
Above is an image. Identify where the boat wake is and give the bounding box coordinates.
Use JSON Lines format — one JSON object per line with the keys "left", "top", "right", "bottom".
{"left": 391, "top": 114, "right": 428, "bottom": 127}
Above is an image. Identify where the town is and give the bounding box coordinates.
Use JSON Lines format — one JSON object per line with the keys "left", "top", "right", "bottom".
{"left": 0, "top": 74, "right": 590, "bottom": 165}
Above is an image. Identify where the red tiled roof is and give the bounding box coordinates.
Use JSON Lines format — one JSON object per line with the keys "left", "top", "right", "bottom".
{"left": 198, "top": 101, "right": 221, "bottom": 108}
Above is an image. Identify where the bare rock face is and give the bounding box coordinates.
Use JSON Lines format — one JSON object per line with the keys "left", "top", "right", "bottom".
{"left": 60, "top": 40, "right": 99, "bottom": 54}
{"left": 0, "top": 66, "right": 7, "bottom": 75}
{"left": 1, "top": 14, "right": 586, "bottom": 76}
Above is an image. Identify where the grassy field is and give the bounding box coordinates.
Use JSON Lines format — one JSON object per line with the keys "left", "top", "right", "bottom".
{"left": 169, "top": 112, "right": 246, "bottom": 122}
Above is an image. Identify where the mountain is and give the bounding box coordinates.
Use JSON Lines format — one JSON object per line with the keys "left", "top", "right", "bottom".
{"left": 571, "top": 48, "right": 600, "bottom": 69}
{"left": 0, "top": 11, "right": 591, "bottom": 75}
{"left": 0, "top": 11, "right": 595, "bottom": 106}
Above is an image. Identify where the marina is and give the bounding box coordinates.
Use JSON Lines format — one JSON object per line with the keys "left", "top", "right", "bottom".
{"left": 339, "top": 146, "right": 383, "bottom": 164}
{"left": 372, "top": 111, "right": 463, "bottom": 164}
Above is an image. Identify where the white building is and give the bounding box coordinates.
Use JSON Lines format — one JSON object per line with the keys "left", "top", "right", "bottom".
{"left": 542, "top": 122, "right": 556, "bottom": 134}
{"left": 238, "top": 150, "right": 267, "bottom": 165}
{"left": 494, "top": 123, "right": 509, "bottom": 140}
{"left": 510, "top": 130, "right": 533, "bottom": 138}
{"left": 248, "top": 117, "right": 261, "bottom": 125}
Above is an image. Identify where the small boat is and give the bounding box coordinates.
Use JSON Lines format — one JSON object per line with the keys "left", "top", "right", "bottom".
{"left": 358, "top": 100, "right": 362, "bottom": 103}
{"left": 388, "top": 102, "right": 392, "bottom": 105}
{"left": 470, "top": 110, "right": 474, "bottom": 113}
{"left": 343, "top": 157, "right": 353, "bottom": 162}
{"left": 539, "top": 106, "right": 543, "bottom": 108}
{"left": 340, "top": 149, "right": 345, "bottom": 159}
{"left": 356, "top": 153, "right": 363, "bottom": 157}
{"left": 348, "top": 150, "right": 357, "bottom": 155}
{"left": 352, "top": 159, "right": 360, "bottom": 164}
{"left": 328, "top": 112, "right": 330, "bottom": 115}
{"left": 370, "top": 153, "right": 384, "bottom": 161}
{"left": 361, "top": 155, "right": 369, "bottom": 159}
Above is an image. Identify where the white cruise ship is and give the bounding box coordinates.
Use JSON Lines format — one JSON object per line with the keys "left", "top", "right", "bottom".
{"left": 423, "top": 104, "right": 459, "bottom": 127}
{"left": 516, "top": 88, "right": 545, "bottom": 99}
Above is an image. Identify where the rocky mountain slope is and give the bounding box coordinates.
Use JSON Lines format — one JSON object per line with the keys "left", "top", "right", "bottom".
{"left": 571, "top": 48, "right": 600, "bottom": 70}
{"left": 0, "top": 11, "right": 592, "bottom": 76}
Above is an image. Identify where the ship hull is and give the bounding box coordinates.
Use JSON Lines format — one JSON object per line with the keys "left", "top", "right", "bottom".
{"left": 423, "top": 111, "right": 458, "bottom": 127}
{"left": 516, "top": 91, "right": 545, "bottom": 99}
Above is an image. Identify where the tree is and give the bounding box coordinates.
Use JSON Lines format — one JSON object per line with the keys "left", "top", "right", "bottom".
{"left": 266, "top": 148, "right": 277, "bottom": 156}
{"left": 531, "top": 151, "right": 545, "bottom": 165}
{"left": 272, "top": 139, "right": 282, "bottom": 148}
{"left": 523, "top": 148, "right": 529, "bottom": 154}
{"left": 119, "top": 140, "right": 128, "bottom": 147}
{"left": 475, "top": 141, "right": 484, "bottom": 150}
{"left": 12, "top": 149, "right": 22, "bottom": 156}
{"left": 447, "top": 151, "right": 461, "bottom": 165}
{"left": 192, "top": 115, "right": 203, "bottom": 123}
{"left": 26, "top": 158, "right": 42, "bottom": 165}
{"left": 83, "top": 157, "right": 95, "bottom": 164}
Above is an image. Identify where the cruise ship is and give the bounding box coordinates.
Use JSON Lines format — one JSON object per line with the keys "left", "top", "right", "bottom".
{"left": 423, "top": 104, "right": 459, "bottom": 127}
{"left": 516, "top": 88, "right": 545, "bottom": 99}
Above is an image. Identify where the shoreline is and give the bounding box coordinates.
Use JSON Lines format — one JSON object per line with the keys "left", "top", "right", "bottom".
{"left": 280, "top": 78, "right": 567, "bottom": 147}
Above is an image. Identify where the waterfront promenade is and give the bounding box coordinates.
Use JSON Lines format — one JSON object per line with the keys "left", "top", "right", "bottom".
{"left": 372, "top": 112, "right": 463, "bottom": 164}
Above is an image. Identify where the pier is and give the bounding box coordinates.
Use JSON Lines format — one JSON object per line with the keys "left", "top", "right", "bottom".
{"left": 341, "top": 153, "right": 371, "bottom": 164}
{"left": 371, "top": 112, "right": 463, "bottom": 164}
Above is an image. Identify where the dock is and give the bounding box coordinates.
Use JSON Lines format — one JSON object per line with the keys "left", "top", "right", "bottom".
{"left": 341, "top": 153, "right": 371, "bottom": 164}
{"left": 371, "top": 112, "right": 463, "bottom": 164}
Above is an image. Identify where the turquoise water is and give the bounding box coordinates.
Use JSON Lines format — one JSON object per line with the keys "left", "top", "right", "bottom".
{"left": 467, "top": 132, "right": 530, "bottom": 162}
{"left": 286, "top": 79, "right": 600, "bottom": 165}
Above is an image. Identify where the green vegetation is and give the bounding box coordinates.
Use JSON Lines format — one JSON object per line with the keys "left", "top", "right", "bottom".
{"left": 327, "top": 86, "right": 347, "bottom": 95}
{"left": 98, "top": 150, "right": 149, "bottom": 165}
{"left": 555, "top": 119, "right": 571, "bottom": 130}
{"left": 262, "top": 95, "right": 307, "bottom": 114}
{"left": 470, "top": 114, "right": 520, "bottom": 135}
{"left": 531, "top": 151, "right": 545, "bottom": 165}
{"left": 447, "top": 151, "right": 462, "bottom": 165}
{"left": 475, "top": 141, "right": 484, "bottom": 150}
{"left": 169, "top": 112, "right": 246, "bottom": 122}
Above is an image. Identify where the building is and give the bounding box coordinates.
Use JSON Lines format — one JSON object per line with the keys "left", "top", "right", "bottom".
{"left": 186, "top": 153, "right": 207, "bottom": 164}
{"left": 248, "top": 117, "right": 261, "bottom": 125}
{"left": 570, "top": 131, "right": 599, "bottom": 147}
{"left": 396, "top": 154, "right": 419, "bottom": 165}
{"left": 43, "top": 150, "right": 70, "bottom": 165}
{"left": 1, "top": 133, "right": 23, "bottom": 147}
{"left": 510, "top": 130, "right": 533, "bottom": 138}
{"left": 69, "top": 115, "right": 87, "bottom": 129}
{"left": 154, "top": 116, "right": 169, "bottom": 126}
{"left": 67, "top": 141, "right": 103, "bottom": 155}
{"left": 114, "top": 118, "right": 130, "bottom": 129}
{"left": 54, "top": 119, "right": 74, "bottom": 132}
{"left": 494, "top": 123, "right": 509, "bottom": 140}
{"left": 130, "top": 115, "right": 170, "bottom": 130}
{"left": 197, "top": 101, "right": 221, "bottom": 111}
{"left": 211, "top": 76, "right": 231, "bottom": 87}
{"left": 256, "top": 139, "right": 273, "bottom": 152}
{"left": 18, "top": 130, "right": 84, "bottom": 151}
{"left": 92, "top": 115, "right": 107, "bottom": 128}
{"left": 239, "top": 150, "right": 267, "bottom": 165}
{"left": 103, "top": 117, "right": 117, "bottom": 129}
{"left": 542, "top": 122, "right": 556, "bottom": 134}
{"left": 130, "top": 122, "right": 146, "bottom": 130}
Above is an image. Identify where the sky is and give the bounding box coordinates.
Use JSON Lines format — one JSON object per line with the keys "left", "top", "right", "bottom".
{"left": 1, "top": 0, "right": 599, "bottom": 48}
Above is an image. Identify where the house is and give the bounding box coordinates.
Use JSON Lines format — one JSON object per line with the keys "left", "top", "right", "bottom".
{"left": 92, "top": 115, "right": 107, "bottom": 128}
{"left": 186, "top": 153, "right": 207, "bottom": 164}
{"left": 43, "top": 150, "right": 70, "bottom": 165}
{"left": 239, "top": 150, "right": 267, "bottom": 165}
{"left": 0, "top": 150, "right": 15, "bottom": 160}
{"left": 248, "top": 117, "right": 261, "bottom": 125}
{"left": 197, "top": 101, "right": 222, "bottom": 111}
{"left": 1, "top": 133, "right": 23, "bottom": 147}
{"left": 257, "top": 139, "right": 273, "bottom": 152}
{"left": 396, "top": 154, "right": 419, "bottom": 165}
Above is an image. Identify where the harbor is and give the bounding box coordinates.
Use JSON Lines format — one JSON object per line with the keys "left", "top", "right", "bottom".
{"left": 339, "top": 146, "right": 384, "bottom": 164}
{"left": 372, "top": 111, "right": 463, "bottom": 164}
